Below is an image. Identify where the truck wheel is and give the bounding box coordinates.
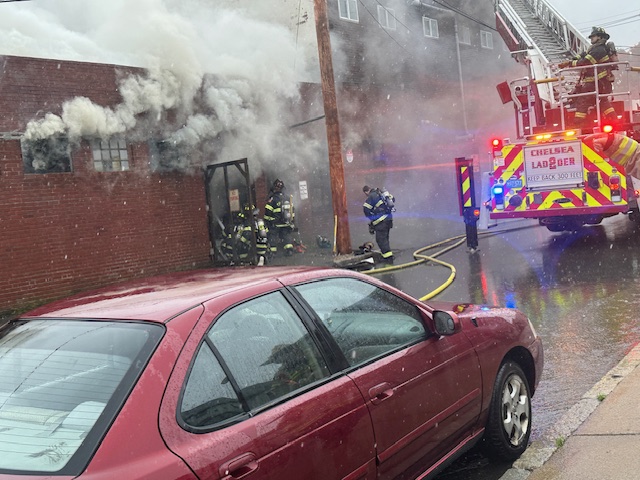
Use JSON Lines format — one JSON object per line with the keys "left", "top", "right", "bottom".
{"left": 483, "top": 361, "right": 532, "bottom": 461}
{"left": 545, "top": 224, "right": 565, "bottom": 232}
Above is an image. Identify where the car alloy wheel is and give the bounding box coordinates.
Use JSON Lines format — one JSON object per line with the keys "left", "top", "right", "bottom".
{"left": 483, "top": 360, "right": 532, "bottom": 460}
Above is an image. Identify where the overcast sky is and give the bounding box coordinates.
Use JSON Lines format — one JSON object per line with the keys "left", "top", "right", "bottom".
{"left": 549, "top": 0, "right": 639, "bottom": 48}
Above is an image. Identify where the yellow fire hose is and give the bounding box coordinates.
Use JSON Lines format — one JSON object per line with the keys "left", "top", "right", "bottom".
{"left": 363, "top": 234, "right": 466, "bottom": 301}
{"left": 362, "top": 224, "right": 535, "bottom": 301}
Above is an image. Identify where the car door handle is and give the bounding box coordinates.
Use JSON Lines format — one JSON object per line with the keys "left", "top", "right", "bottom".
{"left": 369, "top": 382, "right": 394, "bottom": 405}
{"left": 220, "top": 453, "right": 258, "bottom": 479}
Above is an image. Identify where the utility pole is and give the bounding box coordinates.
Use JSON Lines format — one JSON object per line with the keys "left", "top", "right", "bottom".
{"left": 313, "top": 0, "right": 352, "bottom": 254}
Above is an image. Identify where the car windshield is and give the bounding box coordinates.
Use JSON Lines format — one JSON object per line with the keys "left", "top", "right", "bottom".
{"left": 0, "top": 319, "right": 163, "bottom": 474}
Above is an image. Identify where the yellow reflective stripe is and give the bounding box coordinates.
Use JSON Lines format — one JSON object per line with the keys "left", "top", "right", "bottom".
{"left": 497, "top": 146, "right": 523, "bottom": 185}
{"left": 612, "top": 137, "right": 638, "bottom": 166}
{"left": 461, "top": 166, "right": 472, "bottom": 207}
{"left": 363, "top": 202, "right": 373, "bottom": 208}
{"left": 585, "top": 54, "right": 597, "bottom": 65}
{"left": 583, "top": 143, "right": 627, "bottom": 192}
{"left": 381, "top": 251, "right": 394, "bottom": 258}
{"left": 372, "top": 214, "right": 388, "bottom": 225}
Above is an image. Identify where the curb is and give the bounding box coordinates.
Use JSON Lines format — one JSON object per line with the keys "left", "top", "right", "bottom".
{"left": 499, "top": 343, "right": 640, "bottom": 480}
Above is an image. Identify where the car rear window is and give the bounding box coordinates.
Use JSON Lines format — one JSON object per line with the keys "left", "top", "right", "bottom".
{"left": 0, "top": 319, "right": 163, "bottom": 475}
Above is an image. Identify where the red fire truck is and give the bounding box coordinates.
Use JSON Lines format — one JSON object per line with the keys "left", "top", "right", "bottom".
{"left": 489, "top": 0, "right": 640, "bottom": 231}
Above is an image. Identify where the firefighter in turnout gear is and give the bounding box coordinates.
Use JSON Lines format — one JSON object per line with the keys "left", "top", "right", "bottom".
{"left": 264, "top": 179, "right": 295, "bottom": 256}
{"left": 221, "top": 203, "right": 270, "bottom": 265}
{"left": 586, "top": 133, "right": 640, "bottom": 181}
{"left": 558, "top": 27, "right": 617, "bottom": 127}
{"left": 363, "top": 185, "right": 395, "bottom": 263}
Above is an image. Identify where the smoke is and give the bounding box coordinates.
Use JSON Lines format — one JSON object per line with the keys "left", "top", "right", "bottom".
{"left": 3, "top": 0, "right": 321, "bottom": 175}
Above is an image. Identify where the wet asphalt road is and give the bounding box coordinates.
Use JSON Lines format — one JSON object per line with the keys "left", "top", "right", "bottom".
{"left": 278, "top": 211, "right": 640, "bottom": 479}
{"left": 369, "top": 213, "right": 640, "bottom": 479}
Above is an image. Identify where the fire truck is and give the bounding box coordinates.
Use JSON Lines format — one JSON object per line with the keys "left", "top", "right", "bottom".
{"left": 488, "top": 0, "right": 640, "bottom": 231}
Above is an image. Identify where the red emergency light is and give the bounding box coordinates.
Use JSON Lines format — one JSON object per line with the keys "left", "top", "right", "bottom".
{"left": 491, "top": 138, "right": 502, "bottom": 149}
{"left": 610, "top": 175, "right": 620, "bottom": 188}
{"left": 602, "top": 124, "right": 614, "bottom": 134}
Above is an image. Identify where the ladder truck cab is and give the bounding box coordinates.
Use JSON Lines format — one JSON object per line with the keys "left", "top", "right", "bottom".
{"left": 489, "top": 0, "right": 640, "bottom": 232}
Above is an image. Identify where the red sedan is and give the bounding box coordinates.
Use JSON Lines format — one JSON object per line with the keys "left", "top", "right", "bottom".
{"left": 0, "top": 266, "right": 542, "bottom": 480}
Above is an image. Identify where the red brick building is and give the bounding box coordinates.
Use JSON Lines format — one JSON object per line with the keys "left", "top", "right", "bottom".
{"left": 0, "top": 55, "right": 212, "bottom": 315}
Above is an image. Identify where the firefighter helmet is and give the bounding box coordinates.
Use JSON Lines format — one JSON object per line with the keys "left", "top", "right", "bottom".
{"left": 273, "top": 179, "right": 284, "bottom": 191}
{"left": 238, "top": 203, "right": 257, "bottom": 221}
{"left": 588, "top": 26, "right": 609, "bottom": 41}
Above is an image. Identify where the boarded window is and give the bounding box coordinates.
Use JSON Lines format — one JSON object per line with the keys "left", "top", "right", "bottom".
{"left": 459, "top": 25, "right": 471, "bottom": 45}
{"left": 149, "top": 140, "right": 189, "bottom": 172}
{"left": 21, "top": 137, "right": 72, "bottom": 174}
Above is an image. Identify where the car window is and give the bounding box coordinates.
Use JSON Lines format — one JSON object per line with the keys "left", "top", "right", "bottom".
{"left": 180, "top": 291, "right": 330, "bottom": 428}
{"left": 294, "top": 277, "right": 427, "bottom": 366}
{"left": 0, "top": 319, "right": 162, "bottom": 474}
{"left": 180, "top": 343, "right": 244, "bottom": 427}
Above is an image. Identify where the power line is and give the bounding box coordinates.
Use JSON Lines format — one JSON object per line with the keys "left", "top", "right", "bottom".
{"left": 573, "top": 9, "right": 640, "bottom": 27}
{"left": 372, "top": 0, "right": 414, "bottom": 34}
{"left": 429, "top": 0, "right": 497, "bottom": 32}
{"left": 357, "top": 0, "right": 410, "bottom": 53}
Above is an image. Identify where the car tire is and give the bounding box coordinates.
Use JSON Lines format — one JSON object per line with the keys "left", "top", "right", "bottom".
{"left": 483, "top": 361, "right": 532, "bottom": 461}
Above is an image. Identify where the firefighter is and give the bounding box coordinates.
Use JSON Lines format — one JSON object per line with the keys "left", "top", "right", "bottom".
{"left": 252, "top": 206, "right": 271, "bottom": 266}
{"left": 264, "top": 179, "right": 294, "bottom": 256}
{"left": 585, "top": 132, "right": 640, "bottom": 181}
{"left": 363, "top": 185, "right": 395, "bottom": 264}
{"left": 221, "top": 203, "right": 270, "bottom": 265}
{"left": 558, "top": 27, "right": 616, "bottom": 128}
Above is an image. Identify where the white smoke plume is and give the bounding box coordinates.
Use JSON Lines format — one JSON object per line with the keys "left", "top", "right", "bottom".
{"left": 2, "top": 0, "right": 321, "bottom": 173}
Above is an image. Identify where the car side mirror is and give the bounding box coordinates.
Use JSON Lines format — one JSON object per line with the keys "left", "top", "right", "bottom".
{"left": 433, "top": 310, "right": 458, "bottom": 336}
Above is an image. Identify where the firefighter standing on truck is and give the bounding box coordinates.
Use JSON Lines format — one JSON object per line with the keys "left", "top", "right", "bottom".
{"left": 558, "top": 27, "right": 617, "bottom": 127}
{"left": 264, "top": 179, "right": 294, "bottom": 256}
{"left": 363, "top": 185, "right": 395, "bottom": 264}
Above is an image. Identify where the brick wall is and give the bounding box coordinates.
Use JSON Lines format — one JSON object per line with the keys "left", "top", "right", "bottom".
{"left": 0, "top": 56, "right": 211, "bottom": 314}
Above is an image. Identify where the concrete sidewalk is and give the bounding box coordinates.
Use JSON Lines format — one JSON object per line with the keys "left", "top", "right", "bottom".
{"left": 501, "top": 343, "right": 640, "bottom": 480}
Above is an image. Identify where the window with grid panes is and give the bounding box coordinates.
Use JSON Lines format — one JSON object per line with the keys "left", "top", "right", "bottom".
{"left": 422, "top": 17, "right": 439, "bottom": 38}
{"left": 91, "top": 139, "right": 130, "bottom": 172}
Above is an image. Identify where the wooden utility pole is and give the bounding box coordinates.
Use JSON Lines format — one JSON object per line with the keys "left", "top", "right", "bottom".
{"left": 313, "top": 0, "right": 352, "bottom": 254}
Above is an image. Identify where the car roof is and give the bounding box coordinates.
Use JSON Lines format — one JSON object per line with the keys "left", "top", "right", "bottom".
{"left": 22, "top": 266, "right": 341, "bottom": 323}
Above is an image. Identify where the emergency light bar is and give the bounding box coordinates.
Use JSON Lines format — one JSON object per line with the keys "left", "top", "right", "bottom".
{"left": 525, "top": 130, "right": 580, "bottom": 142}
